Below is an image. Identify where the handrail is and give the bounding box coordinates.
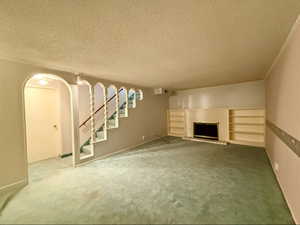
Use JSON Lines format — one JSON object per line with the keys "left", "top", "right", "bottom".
{"left": 79, "top": 89, "right": 123, "bottom": 128}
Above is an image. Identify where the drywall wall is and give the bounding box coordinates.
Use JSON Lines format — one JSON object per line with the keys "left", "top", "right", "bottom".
{"left": 265, "top": 19, "right": 300, "bottom": 224}
{"left": 0, "top": 59, "right": 168, "bottom": 192}
{"left": 93, "top": 88, "right": 167, "bottom": 158}
{"left": 169, "top": 80, "right": 265, "bottom": 109}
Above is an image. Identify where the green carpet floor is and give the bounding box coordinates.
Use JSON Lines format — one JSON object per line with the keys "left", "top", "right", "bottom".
{"left": 0, "top": 137, "right": 294, "bottom": 224}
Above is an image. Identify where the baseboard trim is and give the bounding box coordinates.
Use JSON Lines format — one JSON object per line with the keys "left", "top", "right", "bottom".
{"left": 60, "top": 153, "right": 73, "bottom": 158}
{"left": 265, "top": 151, "right": 299, "bottom": 225}
{"left": 0, "top": 179, "right": 27, "bottom": 195}
{"left": 183, "top": 137, "right": 227, "bottom": 145}
{"left": 76, "top": 136, "right": 164, "bottom": 167}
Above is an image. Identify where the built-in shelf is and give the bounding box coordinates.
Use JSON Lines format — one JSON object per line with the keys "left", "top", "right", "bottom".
{"left": 228, "top": 108, "right": 265, "bottom": 147}
{"left": 169, "top": 132, "right": 184, "bottom": 135}
{"left": 231, "top": 115, "right": 264, "bottom": 118}
{"left": 169, "top": 126, "right": 185, "bottom": 129}
{"left": 229, "top": 130, "right": 264, "bottom": 135}
{"left": 167, "top": 109, "right": 186, "bottom": 137}
{"left": 229, "top": 122, "right": 265, "bottom": 126}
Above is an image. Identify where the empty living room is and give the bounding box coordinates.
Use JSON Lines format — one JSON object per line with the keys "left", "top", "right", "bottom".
{"left": 0, "top": 0, "right": 300, "bottom": 224}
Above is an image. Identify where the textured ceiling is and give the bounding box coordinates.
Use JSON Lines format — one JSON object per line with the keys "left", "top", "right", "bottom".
{"left": 1, "top": 0, "right": 300, "bottom": 89}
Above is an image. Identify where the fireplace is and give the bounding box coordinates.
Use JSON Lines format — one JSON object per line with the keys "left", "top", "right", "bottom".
{"left": 193, "top": 122, "right": 219, "bottom": 140}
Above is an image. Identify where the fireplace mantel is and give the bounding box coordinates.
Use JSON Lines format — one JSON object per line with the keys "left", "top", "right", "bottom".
{"left": 185, "top": 108, "right": 228, "bottom": 142}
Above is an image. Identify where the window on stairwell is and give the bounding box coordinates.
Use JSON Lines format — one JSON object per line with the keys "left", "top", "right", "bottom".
{"left": 136, "top": 89, "right": 143, "bottom": 101}
{"left": 78, "top": 80, "right": 94, "bottom": 160}
{"left": 118, "top": 87, "right": 128, "bottom": 117}
{"left": 107, "top": 85, "right": 118, "bottom": 129}
{"left": 128, "top": 89, "right": 136, "bottom": 109}
{"left": 94, "top": 83, "right": 107, "bottom": 142}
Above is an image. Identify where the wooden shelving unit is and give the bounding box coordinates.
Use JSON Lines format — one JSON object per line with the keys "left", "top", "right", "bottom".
{"left": 167, "top": 109, "right": 186, "bottom": 137}
{"left": 228, "top": 108, "right": 265, "bottom": 147}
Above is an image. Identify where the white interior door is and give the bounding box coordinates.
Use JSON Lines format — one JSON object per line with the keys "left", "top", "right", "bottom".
{"left": 25, "top": 87, "right": 61, "bottom": 163}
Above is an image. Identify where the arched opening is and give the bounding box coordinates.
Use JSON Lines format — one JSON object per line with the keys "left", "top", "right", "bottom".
{"left": 128, "top": 88, "right": 136, "bottom": 109}
{"left": 78, "top": 80, "right": 94, "bottom": 159}
{"left": 23, "top": 74, "right": 75, "bottom": 180}
{"left": 94, "top": 83, "right": 107, "bottom": 142}
{"left": 107, "top": 85, "right": 118, "bottom": 129}
{"left": 136, "top": 89, "right": 143, "bottom": 101}
{"left": 118, "top": 87, "right": 128, "bottom": 117}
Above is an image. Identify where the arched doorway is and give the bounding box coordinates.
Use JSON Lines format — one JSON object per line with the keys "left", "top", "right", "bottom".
{"left": 136, "top": 89, "right": 143, "bottom": 101}
{"left": 128, "top": 88, "right": 136, "bottom": 109}
{"left": 118, "top": 87, "right": 128, "bottom": 117}
{"left": 77, "top": 79, "right": 94, "bottom": 159}
{"left": 23, "top": 74, "right": 75, "bottom": 179}
{"left": 107, "top": 85, "right": 118, "bottom": 129}
{"left": 94, "top": 82, "right": 107, "bottom": 142}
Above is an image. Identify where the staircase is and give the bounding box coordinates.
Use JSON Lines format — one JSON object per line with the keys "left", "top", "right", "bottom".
{"left": 79, "top": 88, "right": 138, "bottom": 156}
{"left": 128, "top": 91, "right": 136, "bottom": 109}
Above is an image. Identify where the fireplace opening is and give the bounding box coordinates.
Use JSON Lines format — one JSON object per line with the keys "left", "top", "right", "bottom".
{"left": 194, "top": 122, "right": 219, "bottom": 140}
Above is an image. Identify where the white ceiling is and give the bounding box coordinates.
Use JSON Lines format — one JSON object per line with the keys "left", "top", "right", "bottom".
{"left": 1, "top": 0, "right": 300, "bottom": 89}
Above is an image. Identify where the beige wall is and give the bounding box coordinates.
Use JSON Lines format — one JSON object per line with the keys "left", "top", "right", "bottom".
{"left": 93, "top": 89, "right": 167, "bottom": 158}
{"left": 0, "top": 59, "right": 168, "bottom": 190}
{"left": 265, "top": 19, "right": 300, "bottom": 224}
{"left": 169, "top": 80, "right": 265, "bottom": 109}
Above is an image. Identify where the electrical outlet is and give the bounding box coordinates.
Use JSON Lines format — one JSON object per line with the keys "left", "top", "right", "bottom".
{"left": 274, "top": 162, "right": 279, "bottom": 172}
